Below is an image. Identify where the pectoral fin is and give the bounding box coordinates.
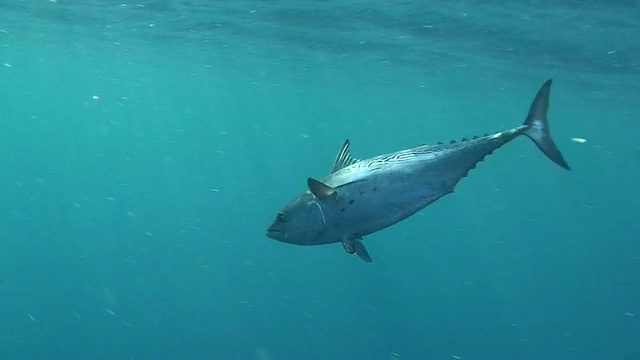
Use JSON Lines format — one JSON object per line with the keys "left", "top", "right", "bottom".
{"left": 341, "top": 238, "right": 373, "bottom": 263}
{"left": 307, "top": 177, "right": 336, "bottom": 200}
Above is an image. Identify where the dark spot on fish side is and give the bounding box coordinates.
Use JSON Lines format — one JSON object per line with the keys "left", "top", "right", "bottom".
{"left": 359, "top": 192, "right": 364, "bottom": 196}
{"left": 373, "top": 187, "right": 378, "bottom": 192}
{"left": 341, "top": 208, "right": 345, "bottom": 212}
{"left": 349, "top": 200, "right": 354, "bottom": 205}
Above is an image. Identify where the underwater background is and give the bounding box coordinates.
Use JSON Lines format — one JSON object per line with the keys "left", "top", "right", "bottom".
{"left": 1, "top": 1, "right": 638, "bottom": 359}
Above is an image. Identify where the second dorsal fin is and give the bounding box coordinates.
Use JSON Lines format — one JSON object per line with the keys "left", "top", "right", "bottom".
{"left": 330, "top": 139, "right": 360, "bottom": 173}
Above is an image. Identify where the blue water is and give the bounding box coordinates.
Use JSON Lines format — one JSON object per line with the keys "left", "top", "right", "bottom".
{"left": 1, "top": 1, "right": 638, "bottom": 359}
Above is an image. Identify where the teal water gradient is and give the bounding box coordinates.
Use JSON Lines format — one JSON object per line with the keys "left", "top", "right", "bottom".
{"left": 1, "top": 1, "right": 638, "bottom": 359}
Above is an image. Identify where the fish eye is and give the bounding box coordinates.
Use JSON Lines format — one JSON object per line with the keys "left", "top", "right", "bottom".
{"left": 276, "top": 212, "right": 285, "bottom": 222}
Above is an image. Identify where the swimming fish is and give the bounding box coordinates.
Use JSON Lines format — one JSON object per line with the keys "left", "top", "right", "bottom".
{"left": 266, "top": 79, "right": 570, "bottom": 262}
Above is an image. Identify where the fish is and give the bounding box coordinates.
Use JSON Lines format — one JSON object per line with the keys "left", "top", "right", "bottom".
{"left": 266, "top": 79, "right": 570, "bottom": 263}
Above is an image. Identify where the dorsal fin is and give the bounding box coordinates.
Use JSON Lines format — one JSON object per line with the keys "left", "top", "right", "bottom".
{"left": 331, "top": 139, "right": 360, "bottom": 173}
{"left": 307, "top": 178, "right": 336, "bottom": 199}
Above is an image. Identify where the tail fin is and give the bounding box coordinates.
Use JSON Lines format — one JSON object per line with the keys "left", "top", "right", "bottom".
{"left": 523, "top": 79, "right": 571, "bottom": 170}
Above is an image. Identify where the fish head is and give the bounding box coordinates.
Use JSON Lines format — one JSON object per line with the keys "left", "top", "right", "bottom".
{"left": 266, "top": 192, "right": 328, "bottom": 245}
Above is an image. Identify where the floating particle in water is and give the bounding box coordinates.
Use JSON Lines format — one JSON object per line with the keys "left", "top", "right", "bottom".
{"left": 571, "top": 137, "right": 587, "bottom": 143}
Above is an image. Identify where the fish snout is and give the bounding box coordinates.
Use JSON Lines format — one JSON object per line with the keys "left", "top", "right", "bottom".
{"left": 266, "top": 221, "right": 286, "bottom": 241}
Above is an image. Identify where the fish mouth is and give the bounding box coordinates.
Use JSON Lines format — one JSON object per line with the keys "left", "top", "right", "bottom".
{"left": 266, "top": 227, "right": 286, "bottom": 241}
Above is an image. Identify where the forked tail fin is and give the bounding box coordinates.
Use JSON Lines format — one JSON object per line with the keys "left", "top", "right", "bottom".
{"left": 523, "top": 79, "right": 571, "bottom": 170}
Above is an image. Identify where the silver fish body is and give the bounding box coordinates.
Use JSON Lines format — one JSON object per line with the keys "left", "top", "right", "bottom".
{"left": 267, "top": 80, "right": 570, "bottom": 262}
